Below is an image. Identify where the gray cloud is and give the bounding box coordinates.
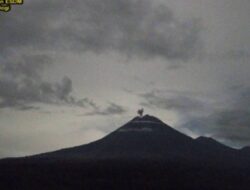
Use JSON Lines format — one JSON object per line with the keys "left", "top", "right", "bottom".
{"left": 178, "top": 87, "right": 250, "bottom": 147}
{"left": 0, "top": 0, "right": 202, "bottom": 109}
{"left": 1, "top": 0, "right": 201, "bottom": 60}
{"left": 140, "top": 88, "right": 250, "bottom": 147}
{"left": 183, "top": 110, "right": 250, "bottom": 148}
{"left": 85, "top": 103, "right": 127, "bottom": 116}
{"left": 140, "top": 91, "right": 205, "bottom": 113}
{"left": 74, "top": 98, "right": 99, "bottom": 110}
{"left": 0, "top": 54, "right": 93, "bottom": 109}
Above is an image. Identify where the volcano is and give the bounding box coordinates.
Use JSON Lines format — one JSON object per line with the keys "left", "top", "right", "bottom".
{"left": 1, "top": 115, "right": 250, "bottom": 190}
{"left": 35, "top": 115, "right": 195, "bottom": 160}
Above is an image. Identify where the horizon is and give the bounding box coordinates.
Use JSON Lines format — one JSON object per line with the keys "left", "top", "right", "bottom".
{"left": 1, "top": 0, "right": 250, "bottom": 158}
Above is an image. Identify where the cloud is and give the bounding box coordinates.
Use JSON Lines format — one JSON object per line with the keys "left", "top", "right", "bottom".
{"left": 0, "top": 53, "right": 93, "bottom": 110}
{"left": 140, "top": 91, "right": 204, "bottom": 113}
{"left": 182, "top": 110, "right": 250, "bottom": 148}
{"left": 0, "top": 0, "right": 202, "bottom": 110}
{"left": 85, "top": 103, "right": 127, "bottom": 116}
{"left": 74, "top": 98, "right": 99, "bottom": 110}
{"left": 1, "top": 0, "right": 201, "bottom": 61}
{"left": 178, "top": 87, "right": 250, "bottom": 147}
{"left": 140, "top": 88, "right": 250, "bottom": 147}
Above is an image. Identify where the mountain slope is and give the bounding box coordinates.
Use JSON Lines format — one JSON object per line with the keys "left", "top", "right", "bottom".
{"left": 33, "top": 115, "right": 196, "bottom": 160}
{"left": 23, "top": 115, "right": 237, "bottom": 163}
{"left": 1, "top": 115, "right": 250, "bottom": 190}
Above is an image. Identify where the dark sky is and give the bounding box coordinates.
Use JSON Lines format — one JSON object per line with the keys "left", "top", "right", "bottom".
{"left": 1, "top": 0, "right": 250, "bottom": 157}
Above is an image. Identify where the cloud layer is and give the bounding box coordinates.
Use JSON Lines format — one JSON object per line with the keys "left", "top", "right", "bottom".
{"left": 1, "top": 0, "right": 201, "bottom": 60}
{"left": 140, "top": 88, "right": 250, "bottom": 147}
{"left": 0, "top": 0, "right": 201, "bottom": 110}
{"left": 0, "top": 54, "right": 80, "bottom": 109}
{"left": 182, "top": 87, "right": 250, "bottom": 147}
{"left": 85, "top": 103, "right": 127, "bottom": 116}
{"left": 141, "top": 91, "right": 205, "bottom": 113}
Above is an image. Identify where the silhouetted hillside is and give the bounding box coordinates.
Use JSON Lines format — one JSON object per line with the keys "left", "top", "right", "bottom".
{"left": 1, "top": 115, "right": 250, "bottom": 189}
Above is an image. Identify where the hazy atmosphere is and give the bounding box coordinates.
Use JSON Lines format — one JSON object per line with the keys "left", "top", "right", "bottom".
{"left": 1, "top": 0, "right": 250, "bottom": 158}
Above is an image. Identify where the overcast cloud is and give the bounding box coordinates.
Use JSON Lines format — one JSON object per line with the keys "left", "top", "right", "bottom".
{"left": 140, "top": 86, "right": 250, "bottom": 147}
{"left": 140, "top": 91, "right": 205, "bottom": 113}
{"left": 179, "top": 86, "right": 250, "bottom": 147}
{"left": 85, "top": 103, "right": 127, "bottom": 116}
{"left": 0, "top": 53, "right": 97, "bottom": 109}
{"left": 1, "top": 0, "right": 201, "bottom": 60}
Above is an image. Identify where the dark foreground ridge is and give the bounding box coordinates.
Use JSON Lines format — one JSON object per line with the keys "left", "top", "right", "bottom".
{"left": 1, "top": 115, "right": 250, "bottom": 190}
